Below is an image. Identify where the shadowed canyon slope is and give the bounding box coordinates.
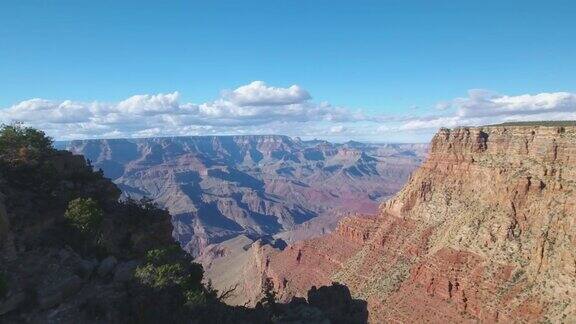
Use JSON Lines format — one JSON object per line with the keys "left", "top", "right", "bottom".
{"left": 66, "top": 136, "right": 426, "bottom": 256}
{"left": 231, "top": 124, "right": 576, "bottom": 322}
{"left": 0, "top": 130, "right": 370, "bottom": 323}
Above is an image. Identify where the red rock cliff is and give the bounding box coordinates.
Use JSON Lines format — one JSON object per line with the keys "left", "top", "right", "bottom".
{"left": 263, "top": 125, "right": 576, "bottom": 323}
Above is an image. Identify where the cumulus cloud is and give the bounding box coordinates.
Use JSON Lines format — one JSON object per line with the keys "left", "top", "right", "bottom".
{"left": 0, "top": 81, "right": 373, "bottom": 140}
{"left": 223, "top": 81, "right": 311, "bottom": 106}
{"left": 451, "top": 90, "right": 576, "bottom": 118}
{"left": 329, "top": 125, "right": 346, "bottom": 134}
{"left": 1, "top": 83, "right": 574, "bottom": 142}
{"left": 394, "top": 90, "right": 576, "bottom": 133}
{"left": 116, "top": 92, "right": 182, "bottom": 115}
{"left": 3, "top": 99, "right": 92, "bottom": 124}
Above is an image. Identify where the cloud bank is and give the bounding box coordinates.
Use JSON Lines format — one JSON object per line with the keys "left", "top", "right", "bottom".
{"left": 400, "top": 90, "right": 576, "bottom": 131}
{"left": 1, "top": 81, "right": 574, "bottom": 142}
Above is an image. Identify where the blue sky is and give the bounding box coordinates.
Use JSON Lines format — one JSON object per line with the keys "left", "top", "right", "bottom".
{"left": 1, "top": 0, "right": 575, "bottom": 142}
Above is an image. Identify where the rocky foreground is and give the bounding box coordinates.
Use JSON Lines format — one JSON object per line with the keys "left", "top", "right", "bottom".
{"left": 219, "top": 124, "right": 576, "bottom": 322}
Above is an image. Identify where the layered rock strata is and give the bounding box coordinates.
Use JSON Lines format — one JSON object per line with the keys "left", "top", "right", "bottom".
{"left": 255, "top": 125, "right": 576, "bottom": 323}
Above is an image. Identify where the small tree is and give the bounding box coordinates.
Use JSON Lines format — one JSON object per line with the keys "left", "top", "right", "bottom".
{"left": 135, "top": 245, "right": 209, "bottom": 310}
{"left": 0, "top": 123, "right": 53, "bottom": 163}
{"left": 260, "top": 277, "right": 278, "bottom": 313}
{"left": 135, "top": 263, "right": 187, "bottom": 289}
{"left": 64, "top": 198, "right": 104, "bottom": 236}
{"left": 136, "top": 246, "right": 204, "bottom": 290}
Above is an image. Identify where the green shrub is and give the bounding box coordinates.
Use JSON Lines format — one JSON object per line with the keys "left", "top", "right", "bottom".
{"left": 145, "top": 245, "right": 184, "bottom": 266}
{"left": 64, "top": 198, "right": 104, "bottom": 236}
{"left": 0, "top": 272, "right": 8, "bottom": 299}
{"left": 135, "top": 245, "right": 209, "bottom": 311}
{"left": 135, "top": 263, "right": 187, "bottom": 289}
{"left": 184, "top": 289, "right": 208, "bottom": 307}
{"left": 0, "top": 123, "right": 53, "bottom": 163}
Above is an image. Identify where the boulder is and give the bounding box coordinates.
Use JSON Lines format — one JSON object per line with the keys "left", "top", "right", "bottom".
{"left": 77, "top": 259, "right": 97, "bottom": 279}
{"left": 38, "top": 275, "right": 83, "bottom": 309}
{"left": 113, "top": 260, "right": 140, "bottom": 283}
{"left": 0, "top": 291, "right": 26, "bottom": 315}
{"left": 97, "top": 256, "right": 117, "bottom": 277}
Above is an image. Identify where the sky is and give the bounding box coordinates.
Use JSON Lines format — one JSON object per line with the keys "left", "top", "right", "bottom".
{"left": 1, "top": 0, "right": 575, "bottom": 142}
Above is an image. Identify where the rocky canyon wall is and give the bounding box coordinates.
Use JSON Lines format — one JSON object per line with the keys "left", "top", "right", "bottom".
{"left": 256, "top": 124, "right": 576, "bottom": 323}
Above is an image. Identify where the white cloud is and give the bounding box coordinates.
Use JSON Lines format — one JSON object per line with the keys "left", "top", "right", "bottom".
{"left": 223, "top": 81, "right": 311, "bottom": 106}
{"left": 0, "top": 82, "right": 371, "bottom": 140}
{"left": 133, "top": 127, "right": 163, "bottom": 138}
{"left": 399, "top": 116, "right": 468, "bottom": 131}
{"left": 1, "top": 84, "right": 574, "bottom": 142}
{"left": 329, "top": 125, "right": 346, "bottom": 134}
{"left": 1, "top": 99, "right": 92, "bottom": 124}
{"left": 116, "top": 92, "right": 181, "bottom": 115}
{"left": 449, "top": 89, "right": 576, "bottom": 118}
{"left": 394, "top": 90, "right": 576, "bottom": 133}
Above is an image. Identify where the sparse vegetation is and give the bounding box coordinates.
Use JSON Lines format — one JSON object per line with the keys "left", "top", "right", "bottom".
{"left": 134, "top": 245, "right": 210, "bottom": 308}
{"left": 135, "top": 263, "right": 188, "bottom": 289}
{"left": 184, "top": 288, "right": 209, "bottom": 307}
{"left": 64, "top": 198, "right": 104, "bottom": 236}
{"left": 144, "top": 245, "right": 183, "bottom": 265}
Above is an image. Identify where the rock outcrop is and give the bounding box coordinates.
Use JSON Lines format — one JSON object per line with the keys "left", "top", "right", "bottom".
{"left": 257, "top": 124, "right": 576, "bottom": 322}
{"left": 0, "top": 150, "right": 177, "bottom": 322}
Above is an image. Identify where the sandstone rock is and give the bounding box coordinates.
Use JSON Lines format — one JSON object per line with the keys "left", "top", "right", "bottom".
{"left": 251, "top": 125, "right": 576, "bottom": 323}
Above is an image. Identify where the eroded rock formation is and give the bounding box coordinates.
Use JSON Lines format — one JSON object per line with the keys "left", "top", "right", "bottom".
{"left": 65, "top": 136, "right": 426, "bottom": 256}
{"left": 254, "top": 124, "right": 576, "bottom": 322}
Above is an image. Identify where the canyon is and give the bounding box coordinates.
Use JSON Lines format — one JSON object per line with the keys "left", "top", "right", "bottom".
{"left": 61, "top": 124, "right": 576, "bottom": 322}
{"left": 202, "top": 124, "right": 576, "bottom": 322}
{"left": 65, "top": 136, "right": 426, "bottom": 256}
